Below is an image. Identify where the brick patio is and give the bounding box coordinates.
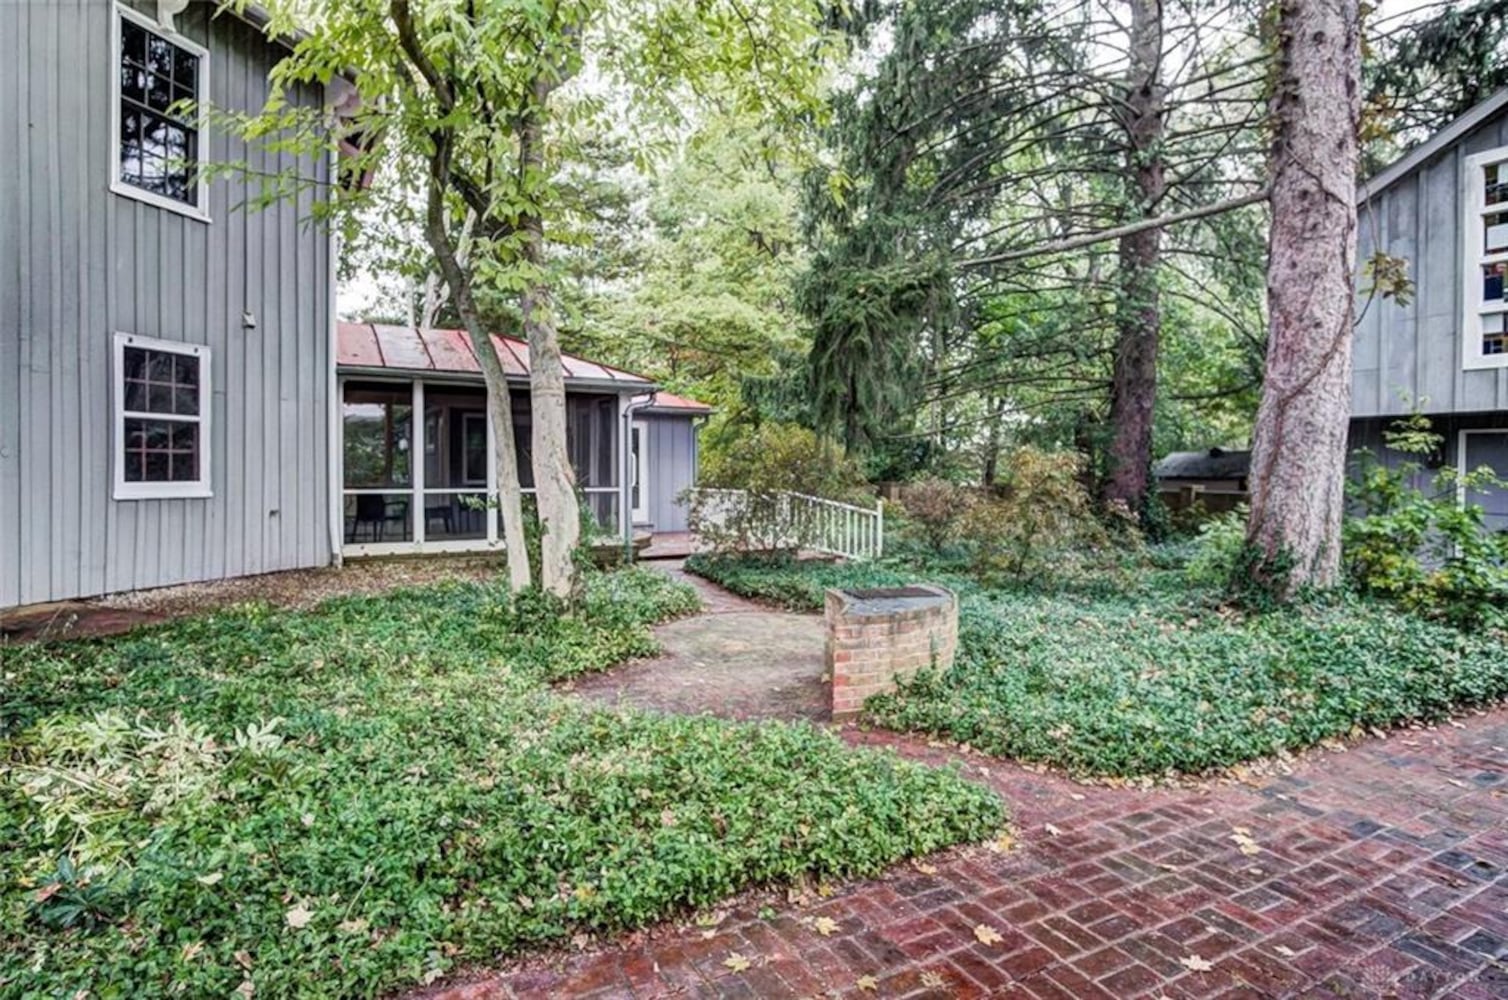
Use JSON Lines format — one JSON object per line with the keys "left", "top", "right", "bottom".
{"left": 425, "top": 702, "right": 1508, "bottom": 999}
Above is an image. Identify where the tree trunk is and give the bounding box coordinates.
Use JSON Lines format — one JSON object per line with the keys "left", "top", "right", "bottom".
{"left": 423, "top": 168, "right": 532, "bottom": 592}
{"left": 1102, "top": 0, "right": 1166, "bottom": 515}
{"left": 981, "top": 395, "right": 1005, "bottom": 487}
{"left": 519, "top": 85, "right": 579, "bottom": 600}
{"left": 1245, "top": 0, "right": 1360, "bottom": 595}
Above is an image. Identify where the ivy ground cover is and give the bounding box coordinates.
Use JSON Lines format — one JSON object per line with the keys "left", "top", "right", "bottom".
{"left": 687, "top": 552, "right": 1508, "bottom": 778}
{"left": 0, "top": 568, "right": 1003, "bottom": 998}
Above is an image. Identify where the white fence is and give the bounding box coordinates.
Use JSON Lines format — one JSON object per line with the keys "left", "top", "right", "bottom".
{"left": 689, "top": 488, "right": 885, "bottom": 561}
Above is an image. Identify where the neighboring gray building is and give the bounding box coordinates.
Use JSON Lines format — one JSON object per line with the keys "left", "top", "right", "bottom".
{"left": 1, "top": 2, "right": 707, "bottom": 609}
{"left": 1353, "top": 88, "right": 1508, "bottom": 531}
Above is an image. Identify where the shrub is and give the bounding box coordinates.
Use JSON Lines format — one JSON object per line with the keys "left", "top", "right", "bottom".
{"left": 1344, "top": 414, "right": 1508, "bottom": 626}
{"left": 1184, "top": 507, "right": 1249, "bottom": 589}
{"left": 687, "top": 423, "right": 871, "bottom": 553}
{"left": 898, "top": 478, "right": 973, "bottom": 553}
{"left": 964, "top": 447, "right": 1107, "bottom": 584}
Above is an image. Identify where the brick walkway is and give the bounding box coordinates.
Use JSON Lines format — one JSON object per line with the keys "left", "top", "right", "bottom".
{"left": 566, "top": 562, "right": 830, "bottom": 721}
{"left": 431, "top": 573, "right": 1508, "bottom": 999}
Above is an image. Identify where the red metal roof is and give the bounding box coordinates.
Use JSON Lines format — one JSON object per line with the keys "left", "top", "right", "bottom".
{"left": 642, "top": 390, "right": 714, "bottom": 414}
{"left": 337, "top": 321, "right": 653, "bottom": 387}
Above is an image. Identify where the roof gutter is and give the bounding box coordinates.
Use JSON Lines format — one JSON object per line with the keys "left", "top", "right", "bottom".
{"left": 334, "top": 365, "right": 652, "bottom": 394}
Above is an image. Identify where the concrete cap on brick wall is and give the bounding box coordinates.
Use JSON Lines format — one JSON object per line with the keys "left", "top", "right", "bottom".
{"left": 825, "top": 584, "right": 958, "bottom": 720}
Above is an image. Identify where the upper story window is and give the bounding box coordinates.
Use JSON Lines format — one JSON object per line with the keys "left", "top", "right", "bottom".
{"left": 113, "top": 333, "right": 212, "bottom": 499}
{"left": 1465, "top": 146, "right": 1508, "bottom": 368}
{"left": 112, "top": 5, "right": 209, "bottom": 220}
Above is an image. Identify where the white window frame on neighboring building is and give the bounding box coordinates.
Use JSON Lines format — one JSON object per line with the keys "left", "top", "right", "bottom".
{"left": 110, "top": 2, "right": 211, "bottom": 222}
{"left": 1462, "top": 144, "right": 1508, "bottom": 370}
{"left": 113, "top": 332, "right": 213, "bottom": 500}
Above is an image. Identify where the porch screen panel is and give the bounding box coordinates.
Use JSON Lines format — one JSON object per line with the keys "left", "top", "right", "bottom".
{"left": 421, "top": 389, "right": 489, "bottom": 541}
{"left": 343, "top": 383, "right": 412, "bottom": 488}
{"left": 342, "top": 382, "right": 413, "bottom": 543}
{"left": 565, "top": 394, "right": 619, "bottom": 533}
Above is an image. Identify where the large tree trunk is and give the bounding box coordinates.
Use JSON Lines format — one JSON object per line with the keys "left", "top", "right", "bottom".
{"left": 1245, "top": 0, "right": 1360, "bottom": 595}
{"left": 423, "top": 171, "right": 532, "bottom": 592}
{"left": 1102, "top": 0, "right": 1166, "bottom": 515}
{"left": 519, "top": 85, "right": 580, "bottom": 600}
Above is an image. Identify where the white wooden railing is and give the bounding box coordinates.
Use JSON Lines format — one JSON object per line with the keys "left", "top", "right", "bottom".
{"left": 689, "top": 488, "right": 884, "bottom": 560}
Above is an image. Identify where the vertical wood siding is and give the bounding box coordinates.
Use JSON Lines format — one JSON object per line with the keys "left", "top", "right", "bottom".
{"left": 1355, "top": 107, "right": 1508, "bottom": 418}
{"left": 641, "top": 414, "right": 699, "bottom": 532}
{"left": 1, "top": 1, "right": 331, "bottom": 608}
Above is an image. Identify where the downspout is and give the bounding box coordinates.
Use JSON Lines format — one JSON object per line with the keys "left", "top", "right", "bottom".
{"left": 326, "top": 150, "right": 344, "bottom": 567}
{"left": 622, "top": 390, "right": 658, "bottom": 563}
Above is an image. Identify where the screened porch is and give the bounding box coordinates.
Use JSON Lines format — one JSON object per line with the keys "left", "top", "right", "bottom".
{"left": 339, "top": 377, "right": 624, "bottom": 556}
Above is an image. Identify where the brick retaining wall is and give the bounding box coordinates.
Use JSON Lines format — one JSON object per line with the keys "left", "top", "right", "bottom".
{"left": 825, "top": 585, "right": 958, "bottom": 719}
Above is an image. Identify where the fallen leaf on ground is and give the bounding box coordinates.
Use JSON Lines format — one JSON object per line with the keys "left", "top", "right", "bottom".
{"left": 233, "top": 950, "right": 254, "bottom": 971}
{"left": 921, "top": 970, "right": 946, "bottom": 987}
{"left": 285, "top": 904, "right": 313, "bottom": 929}
{"left": 813, "top": 916, "right": 840, "bottom": 937}
{"left": 1043, "top": 823, "right": 1063, "bottom": 837}
{"left": 913, "top": 860, "right": 938, "bottom": 875}
{"left": 1275, "top": 945, "right": 1297, "bottom": 958}
{"left": 987, "top": 830, "right": 1016, "bottom": 854}
{"left": 856, "top": 974, "right": 878, "bottom": 991}
{"left": 974, "top": 924, "right": 1003, "bottom": 945}
{"left": 180, "top": 941, "right": 205, "bottom": 962}
{"left": 1180, "top": 955, "right": 1214, "bottom": 972}
{"left": 1229, "top": 828, "right": 1261, "bottom": 856}
{"left": 723, "top": 952, "right": 751, "bottom": 972}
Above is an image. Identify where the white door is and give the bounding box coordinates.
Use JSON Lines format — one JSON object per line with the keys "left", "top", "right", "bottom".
{"left": 631, "top": 421, "right": 650, "bottom": 523}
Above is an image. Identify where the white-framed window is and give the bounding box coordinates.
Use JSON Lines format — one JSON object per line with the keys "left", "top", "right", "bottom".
{"left": 113, "top": 333, "right": 212, "bottom": 500}
{"left": 1463, "top": 145, "right": 1508, "bottom": 369}
{"left": 110, "top": 3, "right": 210, "bottom": 221}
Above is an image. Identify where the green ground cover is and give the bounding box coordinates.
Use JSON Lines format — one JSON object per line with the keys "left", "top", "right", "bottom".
{"left": 687, "top": 550, "right": 1508, "bottom": 778}
{"left": 1, "top": 568, "right": 1002, "bottom": 998}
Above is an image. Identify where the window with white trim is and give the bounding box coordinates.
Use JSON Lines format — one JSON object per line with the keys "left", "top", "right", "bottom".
{"left": 114, "top": 334, "right": 211, "bottom": 499}
{"left": 112, "top": 5, "right": 209, "bottom": 217}
{"left": 1465, "top": 146, "right": 1508, "bottom": 368}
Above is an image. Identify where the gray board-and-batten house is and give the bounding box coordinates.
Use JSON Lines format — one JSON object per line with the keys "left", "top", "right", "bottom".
{"left": 1351, "top": 87, "right": 1508, "bottom": 532}
{"left": 1, "top": 0, "right": 708, "bottom": 610}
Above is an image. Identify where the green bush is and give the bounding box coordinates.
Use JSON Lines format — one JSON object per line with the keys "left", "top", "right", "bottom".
{"left": 897, "top": 478, "right": 973, "bottom": 553}
{"left": 1, "top": 567, "right": 1003, "bottom": 998}
{"left": 1344, "top": 414, "right": 1508, "bottom": 626}
{"left": 962, "top": 447, "right": 1110, "bottom": 585}
{"left": 687, "top": 423, "right": 872, "bottom": 554}
{"left": 1184, "top": 507, "right": 1249, "bottom": 589}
